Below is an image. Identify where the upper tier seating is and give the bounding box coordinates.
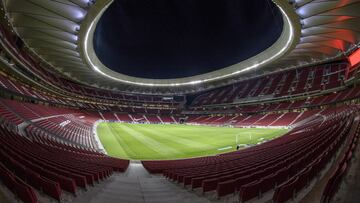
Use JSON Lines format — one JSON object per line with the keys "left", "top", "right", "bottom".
{"left": 0, "top": 70, "right": 183, "bottom": 110}
{"left": 0, "top": 73, "right": 61, "bottom": 104}
{"left": 191, "top": 62, "right": 347, "bottom": 106}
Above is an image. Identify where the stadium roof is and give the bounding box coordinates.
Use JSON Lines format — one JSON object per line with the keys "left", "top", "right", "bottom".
{"left": 2, "top": 0, "right": 360, "bottom": 94}
{"left": 93, "top": 0, "right": 284, "bottom": 79}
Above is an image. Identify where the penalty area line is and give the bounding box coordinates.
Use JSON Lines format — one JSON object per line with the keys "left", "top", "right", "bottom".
{"left": 218, "top": 146, "right": 232, "bottom": 151}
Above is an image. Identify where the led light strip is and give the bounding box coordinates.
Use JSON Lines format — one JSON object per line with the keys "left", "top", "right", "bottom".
{"left": 83, "top": 0, "right": 296, "bottom": 87}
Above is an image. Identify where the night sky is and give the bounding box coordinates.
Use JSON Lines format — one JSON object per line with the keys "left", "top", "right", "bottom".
{"left": 94, "top": 0, "right": 283, "bottom": 79}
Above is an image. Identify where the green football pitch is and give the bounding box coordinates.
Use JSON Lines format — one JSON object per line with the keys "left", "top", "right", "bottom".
{"left": 96, "top": 122, "right": 288, "bottom": 160}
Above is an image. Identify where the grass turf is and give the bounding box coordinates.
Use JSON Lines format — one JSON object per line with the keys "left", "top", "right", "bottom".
{"left": 97, "top": 122, "right": 288, "bottom": 160}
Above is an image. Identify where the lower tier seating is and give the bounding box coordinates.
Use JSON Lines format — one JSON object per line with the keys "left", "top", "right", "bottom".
{"left": 321, "top": 119, "right": 360, "bottom": 203}
{"left": 29, "top": 115, "right": 97, "bottom": 149}
{"left": 0, "top": 125, "right": 129, "bottom": 202}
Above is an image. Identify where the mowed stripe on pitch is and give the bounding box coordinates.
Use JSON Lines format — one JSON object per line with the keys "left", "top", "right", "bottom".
{"left": 135, "top": 125, "right": 214, "bottom": 149}
{"left": 96, "top": 123, "right": 129, "bottom": 157}
{"left": 118, "top": 124, "right": 183, "bottom": 156}
{"left": 162, "top": 126, "right": 238, "bottom": 147}
{"left": 133, "top": 124, "right": 239, "bottom": 158}
{"left": 111, "top": 124, "right": 165, "bottom": 159}
{"left": 107, "top": 123, "right": 139, "bottom": 158}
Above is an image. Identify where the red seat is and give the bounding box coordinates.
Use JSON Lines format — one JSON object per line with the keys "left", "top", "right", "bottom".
{"left": 322, "top": 161, "right": 348, "bottom": 203}
{"left": 191, "top": 176, "right": 207, "bottom": 189}
{"left": 235, "top": 174, "right": 254, "bottom": 191}
{"left": 217, "top": 179, "right": 236, "bottom": 198}
{"left": 14, "top": 178, "right": 38, "bottom": 203}
{"left": 273, "top": 177, "right": 298, "bottom": 203}
{"left": 41, "top": 177, "right": 62, "bottom": 201}
{"left": 25, "top": 168, "right": 43, "bottom": 190}
{"left": 275, "top": 167, "right": 288, "bottom": 185}
{"left": 260, "top": 173, "right": 276, "bottom": 194}
{"left": 202, "top": 177, "right": 219, "bottom": 193}
{"left": 202, "top": 174, "right": 233, "bottom": 193}
{"left": 0, "top": 164, "right": 16, "bottom": 193}
{"left": 0, "top": 163, "right": 37, "bottom": 203}
{"left": 239, "top": 180, "right": 260, "bottom": 202}
{"left": 295, "top": 167, "right": 311, "bottom": 193}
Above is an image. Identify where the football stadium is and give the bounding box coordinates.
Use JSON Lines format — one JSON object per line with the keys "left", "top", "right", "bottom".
{"left": 0, "top": 0, "right": 359, "bottom": 203}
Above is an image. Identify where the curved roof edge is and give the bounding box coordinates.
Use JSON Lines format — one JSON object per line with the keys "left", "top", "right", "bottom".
{"left": 79, "top": 0, "right": 301, "bottom": 88}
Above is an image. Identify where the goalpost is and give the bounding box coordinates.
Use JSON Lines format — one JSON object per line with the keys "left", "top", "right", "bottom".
{"left": 235, "top": 132, "right": 252, "bottom": 146}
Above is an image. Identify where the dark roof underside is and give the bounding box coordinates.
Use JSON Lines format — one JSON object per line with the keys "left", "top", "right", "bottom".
{"left": 94, "top": 0, "right": 283, "bottom": 79}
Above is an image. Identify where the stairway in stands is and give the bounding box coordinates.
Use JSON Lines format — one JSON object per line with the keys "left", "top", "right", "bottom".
{"left": 74, "top": 161, "right": 209, "bottom": 203}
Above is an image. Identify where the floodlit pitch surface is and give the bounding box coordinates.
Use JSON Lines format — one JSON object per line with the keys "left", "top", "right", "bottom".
{"left": 97, "top": 122, "right": 288, "bottom": 160}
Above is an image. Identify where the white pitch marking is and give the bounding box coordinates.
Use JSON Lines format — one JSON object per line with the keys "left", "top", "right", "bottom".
{"left": 218, "top": 146, "right": 232, "bottom": 151}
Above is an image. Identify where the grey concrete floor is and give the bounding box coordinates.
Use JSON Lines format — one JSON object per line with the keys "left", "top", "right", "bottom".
{"left": 73, "top": 161, "right": 209, "bottom": 203}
